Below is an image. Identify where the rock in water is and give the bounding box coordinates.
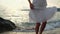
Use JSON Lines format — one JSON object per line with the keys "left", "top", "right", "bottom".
{"left": 0, "top": 17, "right": 16, "bottom": 33}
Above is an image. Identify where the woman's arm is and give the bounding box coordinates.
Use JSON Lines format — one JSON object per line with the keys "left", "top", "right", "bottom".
{"left": 28, "top": 0, "right": 34, "bottom": 9}
{"left": 28, "top": 0, "right": 31, "bottom": 4}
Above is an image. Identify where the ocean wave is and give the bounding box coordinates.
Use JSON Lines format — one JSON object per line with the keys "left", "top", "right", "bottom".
{"left": 12, "top": 20, "right": 60, "bottom": 32}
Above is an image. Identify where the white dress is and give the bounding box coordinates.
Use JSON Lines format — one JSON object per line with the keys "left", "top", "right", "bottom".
{"left": 29, "top": 0, "right": 57, "bottom": 23}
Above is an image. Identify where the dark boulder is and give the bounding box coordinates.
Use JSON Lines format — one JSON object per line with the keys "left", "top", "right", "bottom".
{"left": 0, "top": 17, "right": 16, "bottom": 33}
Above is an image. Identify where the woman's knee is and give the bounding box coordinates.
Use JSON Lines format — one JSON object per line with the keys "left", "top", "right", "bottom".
{"left": 42, "top": 21, "right": 47, "bottom": 25}
{"left": 36, "top": 23, "right": 41, "bottom": 26}
{"left": 43, "top": 21, "right": 47, "bottom": 23}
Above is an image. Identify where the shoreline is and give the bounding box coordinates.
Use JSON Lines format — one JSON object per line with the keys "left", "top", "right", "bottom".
{"left": 0, "top": 28, "right": 60, "bottom": 34}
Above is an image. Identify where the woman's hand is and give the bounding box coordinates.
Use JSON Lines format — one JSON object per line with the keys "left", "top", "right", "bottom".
{"left": 30, "top": 3, "right": 34, "bottom": 10}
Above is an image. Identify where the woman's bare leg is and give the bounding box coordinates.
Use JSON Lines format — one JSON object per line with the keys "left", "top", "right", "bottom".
{"left": 39, "top": 21, "right": 47, "bottom": 34}
{"left": 35, "top": 23, "right": 41, "bottom": 34}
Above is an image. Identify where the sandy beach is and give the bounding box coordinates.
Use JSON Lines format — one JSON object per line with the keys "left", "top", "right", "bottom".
{"left": 0, "top": 28, "right": 60, "bottom": 34}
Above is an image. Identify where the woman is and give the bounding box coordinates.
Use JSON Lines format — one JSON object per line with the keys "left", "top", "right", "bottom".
{"left": 28, "top": 0, "right": 57, "bottom": 34}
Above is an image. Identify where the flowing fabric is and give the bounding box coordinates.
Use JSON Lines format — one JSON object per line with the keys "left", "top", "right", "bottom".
{"left": 29, "top": 7, "right": 57, "bottom": 23}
